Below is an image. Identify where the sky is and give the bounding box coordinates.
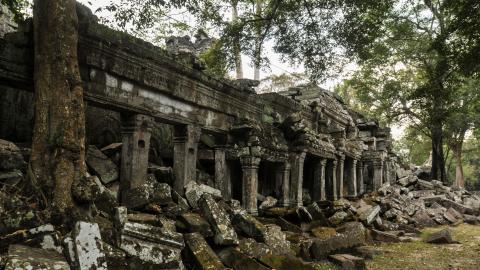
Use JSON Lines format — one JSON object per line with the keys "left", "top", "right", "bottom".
{"left": 78, "top": 0, "right": 404, "bottom": 140}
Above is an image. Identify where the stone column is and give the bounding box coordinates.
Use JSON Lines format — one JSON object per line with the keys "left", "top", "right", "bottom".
{"left": 356, "top": 161, "right": 364, "bottom": 195}
{"left": 120, "top": 114, "right": 153, "bottom": 199}
{"left": 373, "top": 160, "right": 384, "bottom": 190}
{"left": 331, "top": 159, "right": 338, "bottom": 200}
{"left": 312, "top": 158, "right": 327, "bottom": 201}
{"left": 348, "top": 159, "right": 358, "bottom": 198}
{"left": 289, "top": 152, "right": 306, "bottom": 207}
{"left": 336, "top": 155, "right": 345, "bottom": 199}
{"left": 240, "top": 156, "right": 261, "bottom": 215}
{"left": 279, "top": 161, "right": 291, "bottom": 207}
{"left": 214, "top": 146, "right": 231, "bottom": 200}
{"left": 173, "top": 125, "right": 201, "bottom": 195}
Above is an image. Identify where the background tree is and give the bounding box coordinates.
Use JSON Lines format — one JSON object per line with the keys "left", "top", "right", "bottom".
{"left": 335, "top": 0, "right": 480, "bottom": 183}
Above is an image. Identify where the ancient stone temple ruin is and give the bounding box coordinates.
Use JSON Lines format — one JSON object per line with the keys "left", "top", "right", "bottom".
{"left": 0, "top": 6, "right": 399, "bottom": 216}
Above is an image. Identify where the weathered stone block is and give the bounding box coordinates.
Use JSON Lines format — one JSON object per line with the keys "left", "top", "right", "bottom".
{"left": 259, "top": 196, "right": 277, "bottom": 210}
{"left": 86, "top": 145, "right": 118, "bottom": 184}
{"left": 185, "top": 181, "right": 222, "bottom": 210}
{"left": 177, "top": 212, "right": 213, "bottom": 237}
{"left": 440, "top": 199, "right": 474, "bottom": 215}
{"left": 72, "top": 221, "right": 108, "bottom": 270}
{"left": 0, "top": 139, "right": 24, "bottom": 171}
{"left": 4, "top": 245, "right": 70, "bottom": 270}
{"left": 183, "top": 233, "right": 227, "bottom": 270}
{"left": 118, "top": 221, "right": 184, "bottom": 266}
{"left": 310, "top": 222, "right": 366, "bottom": 259}
{"left": 232, "top": 209, "right": 267, "bottom": 242}
{"left": 198, "top": 194, "right": 238, "bottom": 245}
{"left": 357, "top": 205, "right": 380, "bottom": 225}
{"left": 329, "top": 254, "right": 366, "bottom": 270}
{"left": 218, "top": 247, "right": 270, "bottom": 270}
{"left": 425, "top": 229, "right": 456, "bottom": 244}
{"left": 370, "top": 229, "right": 400, "bottom": 243}
{"left": 263, "top": 224, "right": 291, "bottom": 254}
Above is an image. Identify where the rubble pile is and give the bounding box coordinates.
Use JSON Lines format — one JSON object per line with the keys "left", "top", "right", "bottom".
{"left": 1, "top": 139, "right": 480, "bottom": 270}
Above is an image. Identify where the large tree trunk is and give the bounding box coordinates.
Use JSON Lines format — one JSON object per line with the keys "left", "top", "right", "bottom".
{"left": 453, "top": 145, "right": 465, "bottom": 188}
{"left": 231, "top": 0, "right": 243, "bottom": 79}
{"left": 253, "top": 0, "right": 263, "bottom": 81}
{"left": 30, "top": 0, "right": 86, "bottom": 215}
{"left": 430, "top": 123, "right": 446, "bottom": 183}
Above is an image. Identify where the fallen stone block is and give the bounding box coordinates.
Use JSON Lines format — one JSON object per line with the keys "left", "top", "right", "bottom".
{"left": 412, "top": 210, "right": 437, "bottom": 227}
{"left": 4, "top": 245, "right": 70, "bottom": 270}
{"left": 198, "top": 193, "right": 238, "bottom": 245}
{"left": 118, "top": 221, "right": 184, "bottom": 267}
{"left": 0, "top": 224, "right": 59, "bottom": 253}
{"left": 463, "top": 214, "right": 480, "bottom": 225}
{"left": 329, "top": 211, "right": 349, "bottom": 225}
{"left": 127, "top": 212, "right": 161, "bottom": 226}
{"left": 259, "top": 196, "right": 277, "bottom": 210}
{"left": 102, "top": 241, "right": 127, "bottom": 270}
{"left": 232, "top": 209, "right": 267, "bottom": 242}
{"left": 442, "top": 211, "right": 458, "bottom": 224}
{"left": 370, "top": 229, "right": 400, "bottom": 243}
{"left": 263, "top": 224, "right": 292, "bottom": 254}
{"left": 306, "top": 202, "right": 329, "bottom": 223}
{"left": 218, "top": 247, "right": 270, "bottom": 270}
{"left": 72, "top": 221, "right": 108, "bottom": 270}
{"left": 296, "top": 206, "right": 313, "bottom": 222}
{"left": 425, "top": 229, "right": 456, "bottom": 244}
{"left": 423, "top": 195, "right": 446, "bottom": 205}
{"left": 185, "top": 181, "right": 222, "bottom": 210}
{"left": 310, "top": 222, "right": 366, "bottom": 259}
{"left": 357, "top": 205, "right": 380, "bottom": 225}
{"left": 237, "top": 238, "right": 272, "bottom": 259}
{"left": 122, "top": 177, "right": 172, "bottom": 209}
{"left": 417, "top": 179, "right": 434, "bottom": 190}
{"left": 86, "top": 145, "right": 118, "bottom": 184}
{"left": 410, "top": 190, "right": 435, "bottom": 198}
{"left": 0, "top": 139, "right": 25, "bottom": 171}
{"left": 177, "top": 212, "right": 213, "bottom": 237}
{"left": 329, "top": 254, "right": 366, "bottom": 270}
{"left": 447, "top": 207, "right": 463, "bottom": 219}
{"left": 311, "top": 226, "right": 337, "bottom": 239}
{"left": 276, "top": 217, "right": 302, "bottom": 233}
{"left": 183, "top": 233, "right": 227, "bottom": 270}
{"left": 440, "top": 199, "right": 474, "bottom": 215}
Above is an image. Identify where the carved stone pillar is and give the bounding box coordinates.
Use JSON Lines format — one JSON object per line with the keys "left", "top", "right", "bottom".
{"left": 373, "top": 160, "right": 384, "bottom": 190}
{"left": 289, "top": 152, "right": 306, "bottom": 207}
{"left": 214, "top": 146, "right": 231, "bottom": 200}
{"left": 357, "top": 161, "right": 364, "bottom": 195}
{"left": 313, "top": 158, "right": 327, "bottom": 201}
{"left": 120, "top": 114, "right": 153, "bottom": 200}
{"left": 336, "top": 155, "right": 345, "bottom": 199}
{"left": 279, "top": 161, "right": 291, "bottom": 207}
{"left": 348, "top": 159, "right": 358, "bottom": 198}
{"left": 330, "top": 159, "right": 338, "bottom": 200}
{"left": 240, "top": 156, "right": 261, "bottom": 215}
{"left": 173, "top": 125, "right": 201, "bottom": 195}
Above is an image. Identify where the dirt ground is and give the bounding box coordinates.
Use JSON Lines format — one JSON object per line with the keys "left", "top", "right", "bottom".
{"left": 367, "top": 224, "right": 480, "bottom": 270}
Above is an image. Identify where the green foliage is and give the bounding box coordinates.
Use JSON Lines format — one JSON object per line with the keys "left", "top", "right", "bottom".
{"left": 1, "top": 0, "right": 30, "bottom": 21}
{"left": 198, "top": 39, "right": 229, "bottom": 78}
